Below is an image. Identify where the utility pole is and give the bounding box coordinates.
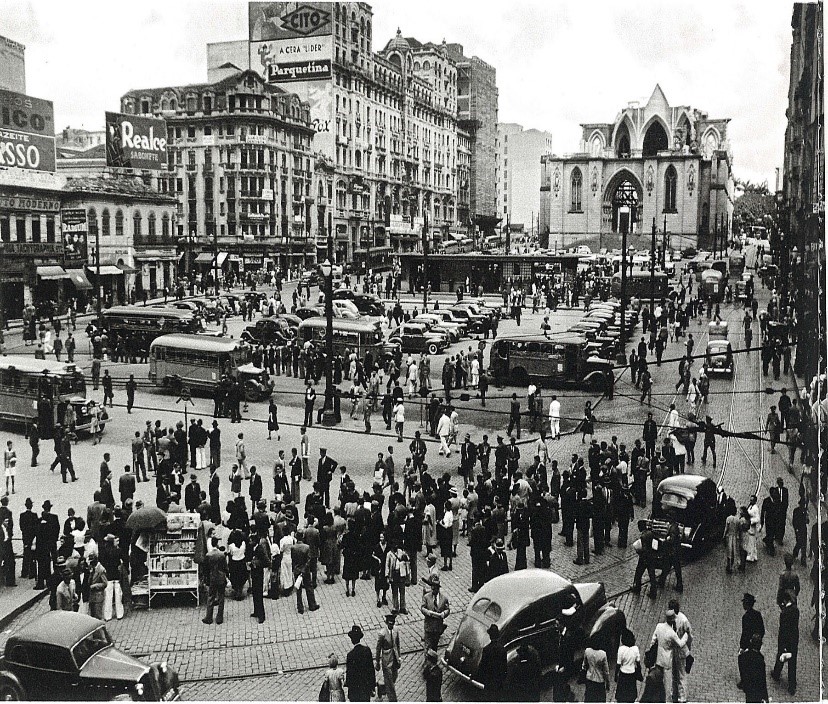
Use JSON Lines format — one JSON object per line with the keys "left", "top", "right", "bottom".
{"left": 95, "top": 221, "right": 102, "bottom": 326}
{"left": 662, "top": 214, "right": 668, "bottom": 267}
{"left": 650, "top": 217, "right": 656, "bottom": 322}
{"left": 212, "top": 223, "right": 219, "bottom": 296}
{"left": 422, "top": 209, "right": 429, "bottom": 313}
{"left": 617, "top": 222, "right": 629, "bottom": 364}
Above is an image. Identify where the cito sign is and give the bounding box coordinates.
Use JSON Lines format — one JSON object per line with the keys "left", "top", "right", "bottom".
{"left": 105, "top": 111, "right": 168, "bottom": 170}
{"left": 0, "top": 89, "right": 56, "bottom": 172}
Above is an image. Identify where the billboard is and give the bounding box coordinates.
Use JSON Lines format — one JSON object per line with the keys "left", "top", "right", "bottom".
{"left": 105, "top": 112, "right": 168, "bottom": 170}
{"left": 0, "top": 89, "right": 55, "bottom": 172}
{"left": 249, "top": 2, "right": 334, "bottom": 158}
{"left": 61, "top": 208, "right": 88, "bottom": 263}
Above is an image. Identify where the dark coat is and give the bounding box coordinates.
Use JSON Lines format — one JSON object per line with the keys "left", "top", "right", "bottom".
{"left": 345, "top": 643, "right": 376, "bottom": 699}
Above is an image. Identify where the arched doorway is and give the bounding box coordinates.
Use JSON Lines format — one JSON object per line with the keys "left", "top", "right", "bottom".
{"left": 602, "top": 170, "right": 643, "bottom": 235}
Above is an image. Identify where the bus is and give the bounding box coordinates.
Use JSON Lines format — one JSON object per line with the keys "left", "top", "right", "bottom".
{"left": 148, "top": 334, "right": 273, "bottom": 402}
{"left": 102, "top": 306, "right": 202, "bottom": 354}
{"left": 0, "top": 356, "right": 102, "bottom": 438}
{"left": 490, "top": 333, "right": 612, "bottom": 390}
{"left": 297, "top": 318, "right": 401, "bottom": 365}
{"left": 611, "top": 270, "right": 670, "bottom": 302}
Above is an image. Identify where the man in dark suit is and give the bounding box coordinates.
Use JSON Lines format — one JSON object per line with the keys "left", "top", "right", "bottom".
{"left": 738, "top": 634, "right": 768, "bottom": 703}
{"left": 478, "top": 624, "right": 508, "bottom": 701}
{"left": 316, "top": 448, "right": 338, "bottom": 508}
{"left": 291, "top": 530, "right": 318, "bottom": 614}
{"left": 469, "top": 513, "right": 489, "bottom": 592}
{"left": 119, "top": 465, "right": 137, "bottom": 506}
{"left": 248, "top": 466, "right": 263, "bottom": 506}
{"left": 345, "top": 624, "right": 376, "bottom": 702}
{"left": 184, "top": 474, "right": 202, "bottom": 513}
{"left": 303, "top": 516, "right": 320, "bottom": 588}
{"left": 460, "top": 433, "right": 477, "bottom": 487}
{"left": 34, "top": 500, "right": 59, "bottom": 589}
{"left": 643, "top": 412, "right": 658, "bottom": 458}
{"left": 208, "top": 467, "right": 221, "bottom": 524}
{"left": 19, "top": 498, "right": 37, "bottom": 580}
{"left": 771, "top": 593, "right": 799, "bottom": 694}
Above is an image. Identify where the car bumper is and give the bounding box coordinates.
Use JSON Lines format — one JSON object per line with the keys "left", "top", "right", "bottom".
{"left": 441, "top": 657, "right": 484, "bottom": 689}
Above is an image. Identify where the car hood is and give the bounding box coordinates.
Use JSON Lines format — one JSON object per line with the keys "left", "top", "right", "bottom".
{"left": 79, "top": 645, "right": 150, "bottom": 682}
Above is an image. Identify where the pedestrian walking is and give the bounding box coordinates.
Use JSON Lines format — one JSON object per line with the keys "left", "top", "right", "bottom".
{"left": 583, "top": 636, "right": 612, "bottom": 702}
{"left": 202, "top": 537, "right": 227, "bottom": 625}
{"left": 375, "top": 613, "right": 401, "bottom": 702}
{"left": 125, "top": 374, "right": 137, "bottom": 413}
{"left": 421, "top": 574, "right": 450, "bottom": 653}
{"left": 647, "top": 609, "right": 689, "bottom": 703}
{"left": 770, "top": 592, "right": 799, "bottom": 695}
{"left": 345, "top": 624, "right": 377, "bottom": 702}
{"left": 738, "top": 634, "right": 768, "bottom": 703}
{"left": 615, "top": 629, "right": 642, "bottom": 702}
{"left": 477, "top": 624, "right": 508, "bottom": 701}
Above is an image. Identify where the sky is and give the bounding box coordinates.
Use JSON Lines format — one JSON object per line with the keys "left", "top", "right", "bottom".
{"left": 3, "top": 0, "right": 794, "bottom": 186}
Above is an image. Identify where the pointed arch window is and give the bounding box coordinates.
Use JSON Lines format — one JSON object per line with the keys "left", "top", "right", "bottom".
{"left": 664, "top": 166, "right": 678, "bottom": 212}
{"left": 570, "top": 168, "right": 583, "bottom": 212}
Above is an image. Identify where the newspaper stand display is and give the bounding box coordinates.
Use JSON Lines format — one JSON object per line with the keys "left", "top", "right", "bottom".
{"left": 147, "top": 513, "right": 200, "bottom": 607}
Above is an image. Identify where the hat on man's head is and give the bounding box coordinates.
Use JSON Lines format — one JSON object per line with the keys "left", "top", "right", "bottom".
{"left": 42, "top": 500, "right": 52, "bottom": 510}
{"left": 24, "top": 498, "right": 32, "bottom": 508}
{"left": 742, "top": 593, "right": 756, "bottom": 606}
{"left": 347, "top": 624, "right": 364, "bottom": 642}
{"left": 422, "top": 573, "right": 441, "bottom": 588}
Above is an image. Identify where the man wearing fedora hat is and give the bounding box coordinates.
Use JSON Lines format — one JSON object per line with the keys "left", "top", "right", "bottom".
{"left": 477, "top": 623, "right": 508, "bottom": 701}
{"left": 421, "top": 574, "right": 450, "bottom": 654}
{"left": 34, "top": 500, "right": 59, "bottom": 589}
{"left": 375, "top": 613, "right": 401, "bottom": 701}
{"left": 345, "top": 624, "right": 376, "bottom": 702}
{"left": 487, "top": 538, "right": 509, "bottom": 582}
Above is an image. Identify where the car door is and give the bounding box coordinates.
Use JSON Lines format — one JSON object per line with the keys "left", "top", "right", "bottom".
{"left": 27, "top": 643, "right": 83, "bottom": 700}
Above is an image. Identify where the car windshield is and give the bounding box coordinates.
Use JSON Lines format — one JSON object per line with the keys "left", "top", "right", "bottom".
{"left": 72, "top": 626, "right": 112, "bottom": 668}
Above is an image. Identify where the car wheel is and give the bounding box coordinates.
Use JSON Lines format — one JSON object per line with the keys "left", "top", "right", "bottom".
{"left": 0, "top": 679, "right": 24, "bottom": 701}
{"left": 427, "top": 342, "right": 439, "bottom": 356}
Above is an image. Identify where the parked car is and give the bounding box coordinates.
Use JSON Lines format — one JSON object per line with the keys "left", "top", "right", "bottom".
{"left": 332, "top": 290, "right": 386, "bottom": 317}
{"left": 295, "top": 305, "right": 360, "bottom": 321}
{"left": 0, "top": 611, "right": 180, "bottom": 700}
{"left": 298, "top": 270, "right": 319, "bottom": 288}
{"left": 447, "top": 306, "right": 486, "bottom": 334}
{"left": 240, "top": 316, "right": 295, "bottom": 346}
{"left": 413, "top": 313, "right": 463, "bottom": 343}
{"left": 647, "top": 474, "right": 725, "bottom": 554}
{"left": 388, "top": 322, "right": 448, "bottom": 355}
{"left": 443, "top": 570, "right": 625, "bottom": 689}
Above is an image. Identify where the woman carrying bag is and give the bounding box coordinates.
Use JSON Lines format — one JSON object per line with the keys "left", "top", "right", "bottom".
{"left": 319, "top": 654, "right": 346, "bottom": 702}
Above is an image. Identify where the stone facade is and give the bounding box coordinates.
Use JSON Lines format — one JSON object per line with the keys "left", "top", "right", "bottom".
{"left": 540, "top": 85, "right": 733, "bottom": 249}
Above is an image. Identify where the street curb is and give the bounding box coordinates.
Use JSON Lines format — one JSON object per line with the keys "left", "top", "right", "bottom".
{"left": 0, "top": 588, "right": 48, "bottom": 632}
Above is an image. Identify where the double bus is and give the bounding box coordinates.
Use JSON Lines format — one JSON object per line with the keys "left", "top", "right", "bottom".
{"left": 611, "top": 270, "right": 670, "bottom": 302}
{"left": 0, "top": 356, "right": 101, "bottom": 438}
{"left": 102, "top": 306, "right": 203, "bottom": 355}
{"left": 148, "top": 334, "right": 273, "bottom": 402}
{"left": 297, "top": 318, "right": 401, "bottom": 365}
{"left": 490, "top": 333, "right": 612, "bottom": 389}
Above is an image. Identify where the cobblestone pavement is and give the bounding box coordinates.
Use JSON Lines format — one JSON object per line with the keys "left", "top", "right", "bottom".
{"left": 0, "top": 277, "right": 822, "bottom": 700}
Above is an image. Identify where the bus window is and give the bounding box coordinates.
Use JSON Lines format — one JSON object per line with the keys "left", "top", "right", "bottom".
{"left": 495, "top": 342, "right": 509, "bottom": 360}
{"left": 526, "top": 341, "right": 541, "bottom": 354}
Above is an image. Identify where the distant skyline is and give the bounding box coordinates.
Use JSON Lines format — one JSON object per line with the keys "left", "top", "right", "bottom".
{"left": 3, "top": 0, "right": 793, "bottom": 186}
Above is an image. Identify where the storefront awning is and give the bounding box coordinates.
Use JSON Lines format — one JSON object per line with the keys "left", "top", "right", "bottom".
{"left": 194, "top": 253, "right": 214, "bottom": 264}
{"left": 447, "top": 231, "right": 465, "bottom": 241}
{"left": 65, "top": 269, "right": 93, "bottom": 290}
{"left": 36, "top": 265, "right": 69, "bottom": 280}
{"left": 96, "top": 265, "right": 124, "bottom": 276}
{"left": 117, "top": 263, "right": 137, "bottom": 274}
{"left": 216, "top": 252, "right": 229, "bottom": 266}
{"left": 134, "top": 250, "right": 179, "bottom": 262}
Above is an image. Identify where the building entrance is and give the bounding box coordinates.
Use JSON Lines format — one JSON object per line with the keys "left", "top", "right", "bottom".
{"left": 611, "top": 180, "right": 640, "bottom": 234}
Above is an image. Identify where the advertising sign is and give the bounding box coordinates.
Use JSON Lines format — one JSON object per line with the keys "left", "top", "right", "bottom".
{"left": 0, "top": 89, "right": 56, "bottom": 172}
{"left": 61, "top": 208, "right": 88, "bottom": 262}
{"left": 249, "top": 2, "right": 333, "bottom": 41}
{"left": 105, "top": 112, "right": 168, "bottom": 170}
{"left": 250, "top": 1, "right": 334, "bottom": 158}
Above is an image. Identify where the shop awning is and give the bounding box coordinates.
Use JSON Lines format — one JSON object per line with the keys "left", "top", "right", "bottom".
{"left": 216, "top": 252, "right": 229, "bottom": 266}
{"left": 194, "top": 253, "right": 214, "bottom": 264}
{"left": 447, "top": 231, "right": 465, "bottom": 241}
{"left": 36, "top": 265, "right": 69, "bottom": 280}
{"left": 96, "top": 265, "right": 124, "bottom": 276}
{"left": 65, "top": 269, "right": 93, "bottom": 290}
{"left": 117, "top": 262, "right": 137, "bottom": 274}
{"left": 134, "top": 250, "right": 179, "bottom": 262}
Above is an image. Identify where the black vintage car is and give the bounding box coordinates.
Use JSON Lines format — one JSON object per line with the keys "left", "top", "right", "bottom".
{"left": 240, "top": 316, "right": 295, "bottom": 346}
{"left": 647, "top": 474, "right": 726, "bottom": 554}
{"left": 443, "top": 570, "right": 625, "bottom": 689}
{"left": 0, "top": 612, "right": 180, "bottom": 700}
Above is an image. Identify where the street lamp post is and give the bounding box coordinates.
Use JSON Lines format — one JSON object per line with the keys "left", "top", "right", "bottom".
{"left": 95, "top": 217, "right": 102, "bottom": 327}
{"left": 617, "top": 224, "right": 629, "bottom": 364}
{"left": 422, "top": 209, "right": 429, "bottom": 313}
{"left": 319, "top": 250, "right": 337, "bottom": 426}
{"left": 650, "top": 217, "right": 656, "bottom": 324}
{"left": 212, "top": 222, "right": 219, "bottom": 296}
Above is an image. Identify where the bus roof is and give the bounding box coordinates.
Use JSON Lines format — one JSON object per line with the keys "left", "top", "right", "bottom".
{"left": 495, "top": 332, "right": 588, "bottom": 346}
{"left": 150, "top": 334, "right": 247, "bottom": 352}
{"left": 104, "top": 306, "right": 195, "bottom": 319}
{"left": 0, "top": 355, "right": 80, "bottom": 376}
{"left": 298, "top": 318, "right": 381, "bottom": 332}
{"left": 611, "top": 270, "right": 668, "bottom": 280}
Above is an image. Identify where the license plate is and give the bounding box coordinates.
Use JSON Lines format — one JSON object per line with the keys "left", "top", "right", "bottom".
{"left": 460, "top": 644, "right": 471, "bottom": 657}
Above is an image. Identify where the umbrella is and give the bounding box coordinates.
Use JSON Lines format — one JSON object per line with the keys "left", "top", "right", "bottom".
{"left": 125, "top": 506, "right": 167, "bottom": 532}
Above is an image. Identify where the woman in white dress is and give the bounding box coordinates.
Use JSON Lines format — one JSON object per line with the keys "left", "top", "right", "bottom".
{"left": 279, "top": 529, "right": 296, "bottom": 593}
{"left": 745, "top": 495, "right": 761, "bottom": 562}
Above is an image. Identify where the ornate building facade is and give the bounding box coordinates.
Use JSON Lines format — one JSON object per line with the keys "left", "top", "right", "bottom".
{"left": 539, "top": 85, "right": 734, "bottom": 248}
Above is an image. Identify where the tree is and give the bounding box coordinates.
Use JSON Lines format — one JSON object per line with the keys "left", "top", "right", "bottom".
{"left": 733, "top": 179, "right": 776, "bottom": 233}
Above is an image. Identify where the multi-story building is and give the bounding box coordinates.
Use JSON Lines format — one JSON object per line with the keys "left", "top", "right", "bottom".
{"left": 539, "top": 85, "right": 734, "bottom": 250}
{"left": 446, "top": 43, "right": 499, "bottom": 235}
{"left": 0, "top": 34, "right": 25, "bottom": 93}
{"left": 782, "top": 2, "right": 824, "bottom": 379}
{"left": 120, "top": 70, "right": 317, "bottom": 277}
{"left": 496, "top": 122, "right": 553, "bottom": 232}
{"left": 215, "top": 2, "right": 497, "bottom": 264}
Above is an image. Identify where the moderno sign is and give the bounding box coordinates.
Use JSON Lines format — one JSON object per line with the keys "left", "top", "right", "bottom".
{"left": 105, "top": 111, "right": 168, "bottom": 170}
{"left": 0, "top": 89, "right": 56, "bottom": 172}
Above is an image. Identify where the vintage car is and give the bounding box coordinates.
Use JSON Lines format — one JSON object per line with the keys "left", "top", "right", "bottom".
{"left": 706, "top": 321, "right": 733, "bottom": 376}
{"left": 331, "top": 290, "right": 387, "bottom": 317}
{"left": 413, "top": 314, "right": 462, "bottom": 343}
{"left": 0, "top": 612, "right": 180, "bottom": 701}
{"left": 240, "top": 316, "right": 295, "bottom": 346}
{"left": 443, "top": 570, "right": 625, "bottom": 689}
{"left": 699, "top": 268, "right": 725, "bottom": 303}
{"left": 388, "top": 322, "right": 449, "bottom": 355}
{"left": 647, "top": 474, "right": 725, "bottom": 554}
{"left": 447, "top": 306, "right": 486, "bottom": 334}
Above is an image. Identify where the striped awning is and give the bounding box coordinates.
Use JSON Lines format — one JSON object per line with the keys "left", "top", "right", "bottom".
{"left": 36, "top": 265, "right": 69, "bottom": 280}
{"left": 65, "top": 269, "right": 93, "bottom": 290}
